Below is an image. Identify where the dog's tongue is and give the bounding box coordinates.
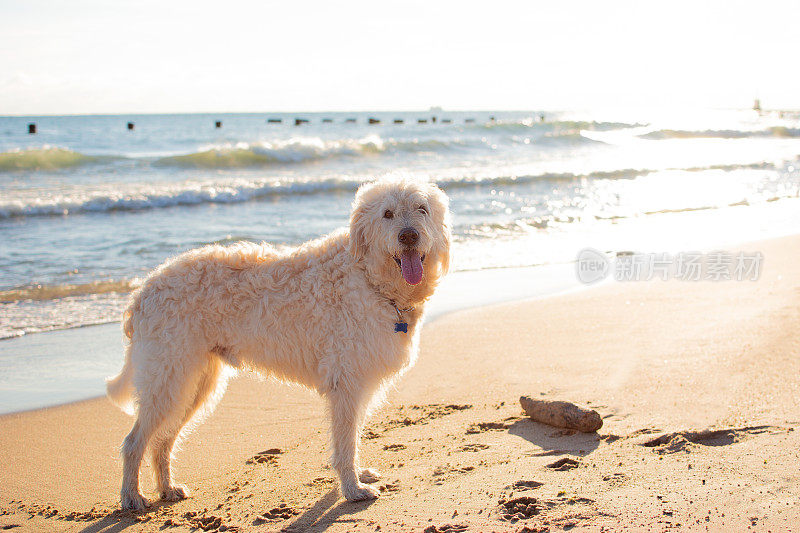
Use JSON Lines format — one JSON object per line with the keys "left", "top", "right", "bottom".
{"left": 399, "top": 250, "right": 424, "bottom": 285}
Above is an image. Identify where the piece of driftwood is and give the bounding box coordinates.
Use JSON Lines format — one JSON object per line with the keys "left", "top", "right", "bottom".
{"left": 520, "top": 396, "right": 603, "bottom": 433}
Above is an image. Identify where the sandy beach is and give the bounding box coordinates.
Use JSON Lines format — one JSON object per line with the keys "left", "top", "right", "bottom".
{"left": 5, "top": 1, "right": 800, "bottom": 530}
{"left": 2, "top": 234, "right": 799, "bottom": 532}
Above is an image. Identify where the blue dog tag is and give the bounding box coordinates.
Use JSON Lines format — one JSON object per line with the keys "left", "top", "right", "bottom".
{"left": 394, "top": 322, "right": 408, "bottom": 333}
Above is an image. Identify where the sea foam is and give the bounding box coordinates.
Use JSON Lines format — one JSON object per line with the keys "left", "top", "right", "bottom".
{"left": 0, "top": 161, "right": 783, "bottom": 220}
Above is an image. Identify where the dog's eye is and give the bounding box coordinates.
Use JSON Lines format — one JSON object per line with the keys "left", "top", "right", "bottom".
{"left": 383, "top": 209, "right": 394, "bottom": 219}
{"left": 418, "top": 205, "right": 428, "bottom": 215}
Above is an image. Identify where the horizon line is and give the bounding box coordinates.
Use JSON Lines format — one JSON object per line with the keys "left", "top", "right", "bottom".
{"left": 1, "top": 105, "right": 794, "bottom": 119}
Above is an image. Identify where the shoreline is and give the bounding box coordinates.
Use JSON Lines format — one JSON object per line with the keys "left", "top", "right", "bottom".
{"left": 2, "top": 220, "right": 797, "bottom": 416}
{"left": 4, "top": 192, "right": 800, "bottom": 341}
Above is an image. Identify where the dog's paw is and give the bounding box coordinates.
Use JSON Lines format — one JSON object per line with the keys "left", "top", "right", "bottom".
{"left": 121, "top": 490, "right": 150, "bottom": 511}
{"left": 342, "top": 482, "right": 380, "bottom": 502}
{"left": 359, "top": 468, "right": 382, "bottom": 484}
{"left": 160, "top": 485, "right": 189, "bottom": 502}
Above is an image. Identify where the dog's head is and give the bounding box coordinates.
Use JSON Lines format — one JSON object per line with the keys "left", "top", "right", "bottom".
{"left": 349, "top": 178, "right": 451, "bottom": 303}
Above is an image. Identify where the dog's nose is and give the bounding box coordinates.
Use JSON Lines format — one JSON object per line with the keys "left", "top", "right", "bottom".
{"left": 398, "top": 227, "right": 419, "bottom": 247}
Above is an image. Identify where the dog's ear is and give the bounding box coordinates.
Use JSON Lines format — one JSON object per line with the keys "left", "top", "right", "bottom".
{"left": 349, "top": 193, "right": 369, "bottom": 261}
{"left": 438, "top": 217, "right": 452, "bottom": 275}
{"left": 428, "top": 183, "right": 452, "bottom": 275}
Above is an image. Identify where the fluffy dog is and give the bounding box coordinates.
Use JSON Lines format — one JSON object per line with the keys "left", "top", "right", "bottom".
{"left": 106, "top": 178, "right": 451, "bottom": 509}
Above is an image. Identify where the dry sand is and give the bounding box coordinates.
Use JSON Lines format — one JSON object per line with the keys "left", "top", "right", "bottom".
{"left": 1, "top": 235, "right": 799, "bottom": 532}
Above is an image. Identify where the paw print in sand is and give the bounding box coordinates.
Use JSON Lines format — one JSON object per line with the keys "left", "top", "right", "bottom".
{"left": 246, "top": 448, "right": 282, "bottom": 465}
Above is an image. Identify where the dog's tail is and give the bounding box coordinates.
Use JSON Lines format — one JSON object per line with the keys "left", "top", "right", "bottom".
{"left": 105, "top": 290, "right": 141, "bottom": 415}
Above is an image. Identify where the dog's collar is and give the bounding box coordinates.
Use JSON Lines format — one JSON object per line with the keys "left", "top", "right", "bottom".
{"left": 391, "top": 300, "right": 414, "bottom": 333}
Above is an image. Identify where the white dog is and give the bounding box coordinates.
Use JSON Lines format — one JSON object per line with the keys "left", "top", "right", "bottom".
{"left": 106, "top": 178, "right": 451, "bottom": 510}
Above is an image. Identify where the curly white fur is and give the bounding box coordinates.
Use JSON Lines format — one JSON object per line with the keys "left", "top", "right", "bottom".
{"left": 106, "top": 178, "right": 451, "bottom": 509}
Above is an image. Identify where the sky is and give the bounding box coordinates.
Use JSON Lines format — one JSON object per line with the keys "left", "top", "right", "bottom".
{"left": 0, "top": 0, "right": 798, "bottom": 115}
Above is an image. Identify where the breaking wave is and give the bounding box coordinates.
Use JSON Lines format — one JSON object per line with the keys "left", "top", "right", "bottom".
{"left": 154, "top": 129, "right": 610, "bottom": 170}
{"left": 0, "top": 170, "right": 652, "bottom": 219}
{"left": 640, "top": 126, "right": 800, "bottom": 140}
{"left": 155, "top": 136, "right": 473, "bottom": 168}
{"left": 0, "top": 147, "right": 106, "bottom": 172}
{"left": 0, "top": 177, "right": 362, "bottom": 218}
{"left": 0, "top": 124, "right": 633, "bottom": 175}
{"left": 0, "top": 160, "right": 784, "bottom": 220}
{"left": 0, "top": 136, "right": 475, "bottom": 174}
{"left": 0, "top": 278, "right": 141, "bottom": 303}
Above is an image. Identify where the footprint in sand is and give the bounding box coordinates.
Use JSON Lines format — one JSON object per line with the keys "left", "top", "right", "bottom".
{"left": 498, "top": 496, "right": 545, "bottom": 520}
{"left": 498, "top": 495, "right": 596, "bottom": 523}
{"left": 253, "top": 503, "right": 299, "bottom": 523}
{"left": 465, "top": 417, "right": 521, "bottom": 434}
{"left": 602, "top": 473, "right": 629, "bottom": 486}
{"left": 191, "top": 515, "right": 223, "bottom": 530}
{"left": 432, "top": 464, "right": 476, "bottom": 484}
{"left": 180, "top": 511, "right": 237, "bottom": 531}
{"left": 545, "top": 457, "right": 581, "bottom": 471}
{"left": 433, "top": 465, "right": 475, "bottom": 476}
{"left": 383, "top": 443, "right": 407, "bottom": 451}
{"left": 379, "top": 481, "right": 401, "bottom": 493}
{"left": 363, "top": 429, "right": 381, "bottom": 439}
{"left": 246, "top": 448, "right": 283, "bottom": 465}
{"left": 641, "top": 425, "right": 788, "bottom": 454}
{"left": 509, "top": 480, "right": 544, "bottom": 491}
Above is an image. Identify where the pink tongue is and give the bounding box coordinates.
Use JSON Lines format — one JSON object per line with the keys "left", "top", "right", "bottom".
{"left": 399, "top": 250, "right": 424, "bottom": 285}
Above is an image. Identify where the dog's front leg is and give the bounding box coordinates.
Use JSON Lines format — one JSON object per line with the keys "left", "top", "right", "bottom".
{"left": 328, "top": 385, "right": 380, "bottom": 501}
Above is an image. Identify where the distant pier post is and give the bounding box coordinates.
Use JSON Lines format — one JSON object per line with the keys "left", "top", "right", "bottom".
{"left": 28, "top": 123, "right": 36, "bottom": 134}
{"left": 127, "top": 122, "right": 135, "bottom": 131}
{"left": 215, "top": 121, "right": 222, "bottom": 128}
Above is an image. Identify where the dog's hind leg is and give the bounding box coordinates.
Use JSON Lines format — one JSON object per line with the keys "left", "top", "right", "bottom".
{"left": 150, "top": 355, "right": 227, "bottom": 502}
{"left": 121, "top": 415, "right": 160, "bottom": 510}
{"left": 120, "top": 347, "right": 208, "bottom": 510}
{"left": 328, "top": 385, "right": 380, "bottom": 501}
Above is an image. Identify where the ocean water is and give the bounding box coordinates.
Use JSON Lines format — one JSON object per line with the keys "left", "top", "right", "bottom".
{"left": 2, "top": 109, "right": 800, "bottom": 340}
